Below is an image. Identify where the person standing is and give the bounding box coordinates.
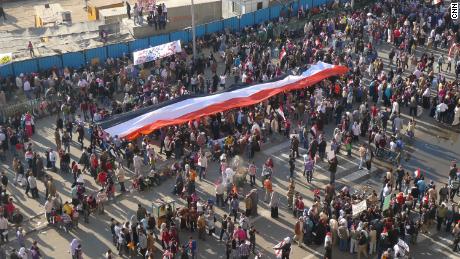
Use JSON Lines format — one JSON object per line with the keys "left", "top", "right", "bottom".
{"left": 328, "top": 155, "right": 338, "bottom": 184}
{"left": 133, "top": 153, "right": 143, "bottom": 176}
{"left": 219, "top": 214, "right": 228, "bottom": 241}
{"left": 294, "top": 217, "right": 304, "bottom": 246}
{"left": 188, "top": 236, "right": 197, "bottom": 259}
{"left": 0, "top": 215, "right": 8, "bottom": 243}
{"left": 269, "top": 192, "right": 279, "bottom": 218}
{"left": 28, "top": 41, "right": 35, "bottom": 57}
{"left": 197, "top": 214, "right": 206, "bottom": 241}
{"left": 304, "top": 156, "right": 315, "bottom": 183}
{"left": 288, "top": 154, "right": 295, "bottom": 179}
{"left": 28, "top": 173, "right": 39, "bottom": 199}
{"left": 248, "top": 226, "right": 258, "bottom": 254}
{"left": 197, "top": 152, "right": 207, "bottom": 180}
{"left": 126, "top": 1, "right": 131, "bottom": 19}
{"left": 116, "top": 167, "right": 126, "bottom": 193}
{"left": 358, "top": 144, "right": 366, "bottom": 170}
{"left": 357, "top": 231, "right": 368, "bottom": 259}
{"left": 263, "top": 176, "right": 273, "bottom": 203}
{"left": 0, "top": 6, "right": 6, "bottom": 21}
{"left": 70, "top": 238, "right": 80, "bottom": 259}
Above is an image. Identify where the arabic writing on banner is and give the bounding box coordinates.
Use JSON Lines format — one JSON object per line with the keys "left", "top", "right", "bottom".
{"left": 352, "top": 200, "right": 367, "bottom": 217}
{"left": 133, "top": 40, "right": 182, "bottom": 65}
{"left": 0, "top": 53, "right": 13, "bottom": 67}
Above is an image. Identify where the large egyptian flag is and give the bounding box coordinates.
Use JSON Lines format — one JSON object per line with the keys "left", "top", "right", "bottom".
{"left": 101, "top": 62, "right": 348, "bottom": 140}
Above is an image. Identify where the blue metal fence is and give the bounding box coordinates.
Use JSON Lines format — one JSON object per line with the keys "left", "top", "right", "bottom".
{"left": 239, "top": 13, "right": 255, "bottom": 29}
{"left": 206, "top": 20, "right": 223, "bottom": 34}
{"left": 150, "top": 34, "right": 170, "bottom": 46}
{"left": 223, "top": 17, "right": 239, "bottom": 32}
{"left": 85, "top": 47, "right": 107, "bottom": 64}
{"left": 255, "top": 8, "right": 270, "bottom": 24}
{"left": 0, "top": 64, "right": 13, "bottom": 77}
{"left": 170, "top": 30, "right": 189, "bottom": 43}
{"left": 38, "top": 55, "right": 62, "bottom": 71}
{"left": 3, "top": 0, "right": 336, "bottom": 77}
{"left": 62, "top": 52, "right": 85, "bottom": 68}
{"left": 270, "top": 4, "right": 282, "bottom": 19}
{"left": 129, "top": 38, "right": 149, "bottom": 53}
{"left": 13, "top": 60, "right": 38, "bottom": 75}
{"left": 107, "top": 43, "right": 129, "bottom": 58}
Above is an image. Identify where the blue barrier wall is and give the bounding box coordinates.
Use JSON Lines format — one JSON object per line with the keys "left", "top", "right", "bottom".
{"left": 239, "top": 13, "right": 255, "bottom": 29}
{"left": 255, "top": 8, "right": 270, "bottom": 24}
{"left": 107, "top": 43, "right": 129, "bottom": 58}
{"left": 223, "top": 17, "right": 239, "bottom": 31}
{"left": 291, "top": 1, "right": 299, "bottom": 12}
{"left": 38, "top": 55, "right": 62, "bottom": 71}
{"left": 129, "top": 38, "right": 149, "bottom": 53}
{"left": 85, "top": 47, "right": 107, "bottom": 64}
{"left": 13, "top": 60, "right": 38, "bottom": 75}
{"left": 62, "top": 52, "right": 85, "bottom": 69}
{"left": 270, "top": 4, "right": 282, "bottom": 19}
{"left": 150, "top": 34, "right": 170, "bottom": 46}
{"left": 206, "top": 20, "right": 223, "bottom": 34}
{"left": 0, "top": 64, "right": 13, "bottom": 77}
{"left": 170, "top": 30, "right": 189, "bottom": 44}
{"left": 188, "top": 24, "right": 206, "bottom": 42}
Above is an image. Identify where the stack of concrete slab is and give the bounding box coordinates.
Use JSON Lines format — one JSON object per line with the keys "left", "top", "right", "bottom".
{"left": 99, "top": 7, "right": 128, "bottom": 24}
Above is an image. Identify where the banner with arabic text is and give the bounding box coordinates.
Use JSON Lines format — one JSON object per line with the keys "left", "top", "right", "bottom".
{"left": 0, "top": 53, "right": 13, "bottom": 67}
{"left": 133, "top": 40, "right": 182, "bottom": 65}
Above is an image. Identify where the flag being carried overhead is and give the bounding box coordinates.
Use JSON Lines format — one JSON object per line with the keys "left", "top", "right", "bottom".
{"left": 101, "top": 62, "right": 348, "bottom": 140}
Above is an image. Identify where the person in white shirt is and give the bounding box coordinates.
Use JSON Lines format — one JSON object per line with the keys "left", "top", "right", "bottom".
{"left": 133, "top": 153, "right": 143, "bottom": 176}
{"left": 23, "top": 80, "right": 32, "bottom": 99}
{"left": 49, "top": 149, "right": 57, "bottom": 169}
{"left": 27, "top": 174, "right": 38, "bottom": 198}
{"left": 197, "top": 153, "right": 208, "bottom": 180}
{"left": 44, "top": 198, "right": 54, "bottom": 224}
{"left": 219, "top": 74, "right": 226, "bottom": 88}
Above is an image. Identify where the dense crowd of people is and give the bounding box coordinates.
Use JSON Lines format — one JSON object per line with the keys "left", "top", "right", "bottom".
{"left": 0, "top": 0, "right": 460, "bottom": 258}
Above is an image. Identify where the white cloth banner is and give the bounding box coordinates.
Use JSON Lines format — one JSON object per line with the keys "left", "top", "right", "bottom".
{"left": 352, "top": 200, "right": 367, "bottom": 217}
{"left": 0, "top": 53, "right": 13, "bottom": 67}
{"left": 132, "top": 40, "right": 182, "bottom": 65}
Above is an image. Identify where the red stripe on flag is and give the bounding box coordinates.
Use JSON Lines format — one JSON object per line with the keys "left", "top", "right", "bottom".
{"left": 118, "top": 65, "right": 348, "bottom": 140}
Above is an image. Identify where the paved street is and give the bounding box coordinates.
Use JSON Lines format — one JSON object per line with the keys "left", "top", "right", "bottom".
{"left": 1, "top": 20, "right": 460, "bottom": 259}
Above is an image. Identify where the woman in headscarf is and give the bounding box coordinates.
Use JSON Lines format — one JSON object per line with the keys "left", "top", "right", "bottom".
{"left": 269, "top": 191, "right": 279, "bottom": 218}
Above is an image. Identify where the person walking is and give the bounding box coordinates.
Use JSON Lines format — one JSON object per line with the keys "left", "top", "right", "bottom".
{"left": 0, "top": 6, "right": 6, "bottom": 21}
{"left": 269, "top": 192, "right": 279, "bottom": 218}
{"left": 248, "top": 226, "right": 258, "bottom": 254}
{"left": 328, "top": 154, "right": 338, "bottom": 184}
{"left": 27, "top": 173, "right": 39, "bottom": 198}
{"left": 294, "top": 217, "right": 304, "bottom": 246}
{"left": 28, "top": 41, "right": 35, "bottom": 57}
{"left": 70, "top": 238, "right": 80, "bottom": 259}
{"left": 304, "top": 155, "right": 315, "bottom": 183}
{"left": 126, "top": 1, "right": 131, "bottom": 19}
{"left": 263, "top": 176, "right": 273, "bottom": 203}
{"left": 357, "top": 231, "right": 368, "bottom": 259}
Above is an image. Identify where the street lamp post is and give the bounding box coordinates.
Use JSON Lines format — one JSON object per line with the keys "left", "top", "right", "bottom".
{"left": 191, "top": 0, "right": 197, "bottom": 61}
